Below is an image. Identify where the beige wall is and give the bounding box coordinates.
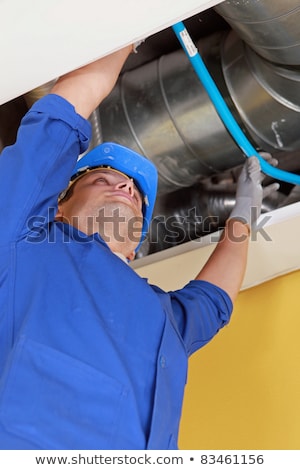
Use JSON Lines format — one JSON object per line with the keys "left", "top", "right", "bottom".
{"left": 178, "top": 270, "right": 300, "bottom": 450}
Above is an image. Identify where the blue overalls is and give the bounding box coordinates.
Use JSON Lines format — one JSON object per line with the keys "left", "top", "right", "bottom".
{"left": 0, "top": 95, "right": 232, "bottom": 449}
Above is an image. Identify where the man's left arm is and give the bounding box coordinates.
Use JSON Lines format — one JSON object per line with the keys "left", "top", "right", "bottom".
{"left": 196, "top": 155, "right": 279, "bottom": 303}
{"left": 196, "top": 218, "right": 249, "bottom": 303}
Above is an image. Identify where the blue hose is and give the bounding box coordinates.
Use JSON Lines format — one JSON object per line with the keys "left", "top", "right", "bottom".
{"left": 172, "top": 21, "right": 300, "bottom": 186}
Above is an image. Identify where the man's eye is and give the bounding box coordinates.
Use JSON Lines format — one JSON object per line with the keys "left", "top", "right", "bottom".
{"left": 95, "top": 177, "right": 108, "bottom": 183}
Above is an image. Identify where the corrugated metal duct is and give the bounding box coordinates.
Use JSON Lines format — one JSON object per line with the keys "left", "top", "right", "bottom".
{"left": 214, "top": 0, "right": 300, "bottom": 65}
{"left": 99, "top": 0, "right": 300, "bottom": 196}
{"left": 96, "top": 0, "right": 300, "bottom": 256}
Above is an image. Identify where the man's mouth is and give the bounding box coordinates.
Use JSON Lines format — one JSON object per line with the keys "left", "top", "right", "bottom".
{"left": 111, "top": 191, "right": 137, "bottom": 208}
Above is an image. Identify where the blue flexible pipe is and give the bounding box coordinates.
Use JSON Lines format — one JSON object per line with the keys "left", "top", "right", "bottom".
{"left": 172, "top": 21, "right": 300, "bottom": 186}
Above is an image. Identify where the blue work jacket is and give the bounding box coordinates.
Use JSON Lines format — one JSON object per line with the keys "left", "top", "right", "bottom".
{"left": 0, "top": 95, "right": 232, "bottom": 449}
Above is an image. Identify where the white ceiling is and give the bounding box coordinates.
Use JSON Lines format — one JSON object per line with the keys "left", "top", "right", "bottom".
{"left": 0, "top": 0, "right": 223, "bottom": 105}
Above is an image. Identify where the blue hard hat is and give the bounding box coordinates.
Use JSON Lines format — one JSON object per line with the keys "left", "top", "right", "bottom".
{"left": 71, "top": 142, "right": 158, "bottom": 248}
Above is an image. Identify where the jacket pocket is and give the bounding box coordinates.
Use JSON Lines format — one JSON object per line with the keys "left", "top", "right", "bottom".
{"left": 0, "top": 336, "right": 127, "bottom": 449}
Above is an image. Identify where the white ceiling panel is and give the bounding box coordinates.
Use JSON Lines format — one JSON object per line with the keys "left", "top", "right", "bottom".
{"left": 0, "top": 0, "right": 223, "bottom": 104}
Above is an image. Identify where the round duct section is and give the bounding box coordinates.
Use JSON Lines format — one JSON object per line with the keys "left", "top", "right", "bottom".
{"left": 99, "top": 27, "right": 300, "bottom": 195}
{"left": 214, "top": 0, "right": 300, "bottom": 65}
{"left": 98, "top": 33, "right": 245, "bottom": 195}
{"left": 221, "top": 31, "right": 300, "bottom": 152}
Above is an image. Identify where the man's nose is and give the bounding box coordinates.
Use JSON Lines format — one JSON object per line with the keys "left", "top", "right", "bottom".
{"left": 115, "top": 179, "right": 135, "bottom": 197}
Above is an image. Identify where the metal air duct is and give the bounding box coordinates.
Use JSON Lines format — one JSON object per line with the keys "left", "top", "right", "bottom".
{"left": 214, "top": 0, "right": 300, "bottom": 65}
{"left": 221, "top": 31, "right": 300, "bottom": 153}
{"left": 215, "top": 0, "right": 300, "bottom": 156}
{"left": 98, "top": 0, "right": 300, "bottom": 198}
{"left": 99, "top": 32, "right": 246, "bottom": 195}
{"left": 97, "top": 0, "right": 300, "bottom": 256}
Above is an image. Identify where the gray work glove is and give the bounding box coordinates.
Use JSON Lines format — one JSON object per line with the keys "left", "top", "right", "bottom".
{"left": 229, "top": 153, "right": 279, "bottom": 229}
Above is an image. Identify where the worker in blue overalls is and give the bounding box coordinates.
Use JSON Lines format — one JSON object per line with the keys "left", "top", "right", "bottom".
{"left": 0, "top": 44, "right": 276, "bottom": 449}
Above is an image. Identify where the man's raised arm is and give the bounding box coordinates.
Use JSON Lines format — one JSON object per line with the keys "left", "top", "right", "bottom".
{"left": 51, "top": 45, "right": 132, "bottom": 118}
{"left": 196, "top": 156, "right": 279, "bottom": 303}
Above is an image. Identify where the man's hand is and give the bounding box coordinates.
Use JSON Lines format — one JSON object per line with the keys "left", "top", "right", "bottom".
{"left": 229, "top": 153, "right": 279, "bottom": 229}
{"left": 51, "top": 45, "right": 133, "bottom": 118}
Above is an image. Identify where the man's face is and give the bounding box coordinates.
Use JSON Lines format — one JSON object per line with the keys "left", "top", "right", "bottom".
{"left": 68, "top": 168, "right": 143, "bottom": 214}
{"left": 57, "top": 168, "right": 144, "bottom": 257}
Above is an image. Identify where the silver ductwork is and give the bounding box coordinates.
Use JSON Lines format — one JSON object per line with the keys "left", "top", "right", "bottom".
{"left": 214, "top": 0, "right": 300, "bottom": 65}
{"left": 95, "top": 0, "right": 300, "bottom": 256}
{"left": 144, "top": 180, "right": 282, "bottom": 255}
{"left": 216, "top": 0, "right": 300, "bottom": 153}
{"left": 99, "top": 0, "right": 300, "bottom": 201}
{"left": 221, "top": 31, "right": 300, "bottom": 152}
{"left": 99, "top": 32, "right": 246, "bottom": 195}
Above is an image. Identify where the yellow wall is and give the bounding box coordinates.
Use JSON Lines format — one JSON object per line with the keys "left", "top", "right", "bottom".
{"left": 178, "top": 270, "right": 300, "bottom": 450}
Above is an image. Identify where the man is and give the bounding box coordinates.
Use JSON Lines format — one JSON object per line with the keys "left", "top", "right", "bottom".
{"left": 56, "top": 141, "right": 158, "bottom": 262}
{"left": 0, "top": 44, "right": 273, "bottom": 450}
